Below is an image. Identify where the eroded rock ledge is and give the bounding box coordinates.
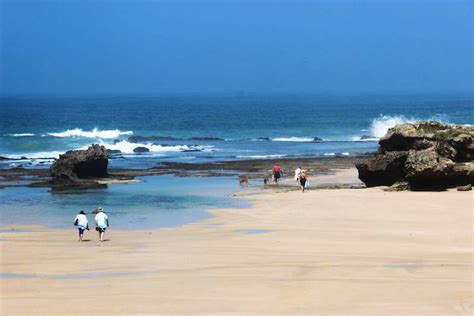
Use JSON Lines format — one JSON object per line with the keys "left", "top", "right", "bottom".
{"left": 356, "top": 121, "right": 473, "bottom": 190}
{"left": 50, "top": 144, "right": 109, "bottom": 187}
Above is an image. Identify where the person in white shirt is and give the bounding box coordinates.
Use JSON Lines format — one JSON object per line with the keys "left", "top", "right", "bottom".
{"left": 94, "top": 207, "right": 109, "bottom": 242}
{"left": 73, "top": 210, "right": 89, "bottom": 242}
{"left": 294, "top": 167, "right": 302, "bottom": 184}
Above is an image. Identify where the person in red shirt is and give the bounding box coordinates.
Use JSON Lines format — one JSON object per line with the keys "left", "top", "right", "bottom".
{"left": 272, "top": 164, "right": 282, "bottom": 184}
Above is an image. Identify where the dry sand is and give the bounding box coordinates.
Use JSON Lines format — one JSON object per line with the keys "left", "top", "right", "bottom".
{"left": 1, "top": 172, "right": 473, "bottom": 315}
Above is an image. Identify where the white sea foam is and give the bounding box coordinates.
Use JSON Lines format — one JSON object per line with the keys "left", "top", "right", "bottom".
{"left": 95, "top": 140, "right": 213, "bottom": 154}
{"left": 271, "top": 137, "right": 314, "bottom": 142}
{"left": 8, "top": 133, "right": 35, "bottom": 137}
{"left": 47, "top": 128, "right": 133, "bottom": 139}
{"left": 351, "top": 136, "right": 379, "bottom": 142}
{"left": 236, "top": 154, "right": 286, "bottom": 159}
{"left": 369, "top": 115, "right": 415, "bottom": 138}
{"left": 368, "top": 114, "right": 450, "bottom": 139}
{"left": 1, "top": 151, "right": 64, "bottom": 159}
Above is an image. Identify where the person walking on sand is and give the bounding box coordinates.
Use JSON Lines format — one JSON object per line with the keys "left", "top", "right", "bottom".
{"left": 94, "top": 207, "right": 109, "bottom": 242}
{"left": 299, "top": 170, "right": 308, "bottom": 193}
{"left": 73, "top": 210, "right": 89, "bottom": 242}
{"left": 272, "top": 164, "right": 283, "bottom": 184}
{"left": 294, "top": 166, "right": 302, "bottom": 184}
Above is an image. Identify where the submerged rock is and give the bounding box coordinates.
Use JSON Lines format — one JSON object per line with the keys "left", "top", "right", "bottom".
{"left": 133, "top": 146, "right": 150, "bottom": 153}
{"left": 50, "top": 145, "right": 108, "bottom": 185}
{"left": 457, "top": 184, "right": 472, "bottom": 191}
{"left": 356, "top": 121, "right": 473, "bottom": 190}
{"left": 312, "top": 137, "right": 323, "bottom": 142}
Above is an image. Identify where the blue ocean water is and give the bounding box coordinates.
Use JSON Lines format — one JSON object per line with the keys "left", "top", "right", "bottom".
{"left": 0, "top": 94, "right": 474, "bottom": 168}
{"left": 1, "top": 94, "right": 472, "bottom": 230}
{"left": 0, "top": 93, "right": 473, "bottom": 169}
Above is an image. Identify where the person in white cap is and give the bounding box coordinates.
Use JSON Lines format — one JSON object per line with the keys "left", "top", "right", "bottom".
{"left": 94, "top": 207, "right": 109, "bottom": 242}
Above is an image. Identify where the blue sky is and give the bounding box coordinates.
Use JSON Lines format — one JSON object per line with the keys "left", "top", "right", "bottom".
{"left": 1, "top": 0, "right": 472, "bottom": 95}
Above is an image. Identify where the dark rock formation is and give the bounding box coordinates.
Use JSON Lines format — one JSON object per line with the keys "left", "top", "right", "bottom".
{"left": 133, "top": 146, "right": 150, "bottom": 153}
{"left": 356, "top": 121, "right": 473, "bottom": 190}
{"left": 50, "top": 145, "right": 108, "bottom": 185}
{"left": 457, "top": 184, "right": 472, "bottom": 191}
{"left": 107, "top": 149, "right": 122, "bottom": 155}
{"left": 359, "top": 135, "right": 376, "bottom": 140}
{"left": 312, "top": 137, "right": 323, "bottom": 142}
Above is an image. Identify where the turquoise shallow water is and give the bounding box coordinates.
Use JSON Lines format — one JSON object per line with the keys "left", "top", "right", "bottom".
{"left": 0, "top": 175, "right": 247, "bottom": 230}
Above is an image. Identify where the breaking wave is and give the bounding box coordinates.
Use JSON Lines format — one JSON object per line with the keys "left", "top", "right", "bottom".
{"left": 271, "top": 137, "right": 315, "bottom": 142}
{"left": 7, "top": 133, "right": 35, "bottom": 137}
{"left": 97, "top": 140, "right": 214, "bottom": 154}
{"left": 47, "top": 128, "right": 133, "bottom": 139}
{"left": 1, "top": 151, "right": 65, "bottom": 159}
{"left": 368, "top": 114, "right": 450, "bottom": 139}
{"left": 235, "top": 154, "right": 286, "bottom": 159}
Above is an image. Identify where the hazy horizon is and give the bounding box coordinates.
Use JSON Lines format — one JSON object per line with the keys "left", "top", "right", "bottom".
{"left": 1, "top": 0, "right": 472, "bottom": 95}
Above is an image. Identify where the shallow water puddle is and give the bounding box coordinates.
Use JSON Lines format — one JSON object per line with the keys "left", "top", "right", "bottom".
{"left": 0, "top": 273, "right": 34, "bottom": 279}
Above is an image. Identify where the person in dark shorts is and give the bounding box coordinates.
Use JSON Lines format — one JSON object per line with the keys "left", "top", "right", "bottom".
{"left": 73, "top": 210, "right": 89, "bottom": 242}
{"left": 94, "top": 207, "right": 109, "bottom": 242}
{"left": 299, "top": 170, "right": 308, "bottom": 193}
{"left": 272, "top": 164, "right": 282, "bottom": 184}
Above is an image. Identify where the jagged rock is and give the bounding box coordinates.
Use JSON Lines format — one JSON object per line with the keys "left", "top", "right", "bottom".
{"left": 383, "top": 181, "right": 410, "bottom": 192}
{"left": 133, "top": 146, "right": 150, "bottom": 153}
{"left": 357, "top": 121, "right": 474, "bottom": 190}
{"left": 313, "top": 137, "right": 323, "bottom": 142}
{"left": 356, "top": 151, "right": 408, "bottom": 187}
{"left": 457, "top": 184, "right": 472, "bottom": 191}
{"left": 51, "top": 145, "right": 108, "bottom": 184}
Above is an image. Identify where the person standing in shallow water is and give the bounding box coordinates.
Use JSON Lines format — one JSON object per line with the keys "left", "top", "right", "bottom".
{"left": 73, "top": 210, "right": 89, "bottom": 242}
{"left": 299, "top": 170, "right": 308, "bottom": 193}
{"left": 272, "top": 164, "right": 283, "bottom": 184}
{"left": 94, "top": 207, "right": 109, "bottom": 242}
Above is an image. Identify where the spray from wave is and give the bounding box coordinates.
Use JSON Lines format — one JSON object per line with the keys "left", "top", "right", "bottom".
{"left": 368, "top": 114, "right": 450, "bottom": 139}
{"left": 271, "top": 137, "right": 315, "bottom": 142}
{"left": 47, "top": 128, "right": 133, "bottom": 139}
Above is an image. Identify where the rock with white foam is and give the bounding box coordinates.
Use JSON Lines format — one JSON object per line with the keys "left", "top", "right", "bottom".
{"left": 356, "top": 121, "right": 474, "bottom": 190}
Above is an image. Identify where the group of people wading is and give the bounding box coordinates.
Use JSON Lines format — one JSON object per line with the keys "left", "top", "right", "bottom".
{"left": 272, "top": 164, "right": 309, "bottom": 193}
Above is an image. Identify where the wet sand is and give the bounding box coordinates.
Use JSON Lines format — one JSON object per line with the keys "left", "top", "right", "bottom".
{"left": 1, "top": 172, "right": 473, "bottom": 315}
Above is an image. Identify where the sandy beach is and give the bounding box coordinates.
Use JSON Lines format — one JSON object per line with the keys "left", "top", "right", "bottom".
{"left": 1, "top": 170, "right": 472, "bottom": 315}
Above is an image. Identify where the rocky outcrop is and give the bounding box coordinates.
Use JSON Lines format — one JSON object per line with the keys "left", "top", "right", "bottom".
{"left": 133, "top": 146, "right": 150, "bottom": 153}
{"left": 356, "top": 121, "right": 473, "bottom": 190}
{"left": 312, "top": 137, "right": 323, "bottom": 142}
{"left": 50, "top": 145, "right": 108, "bottom": 185}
